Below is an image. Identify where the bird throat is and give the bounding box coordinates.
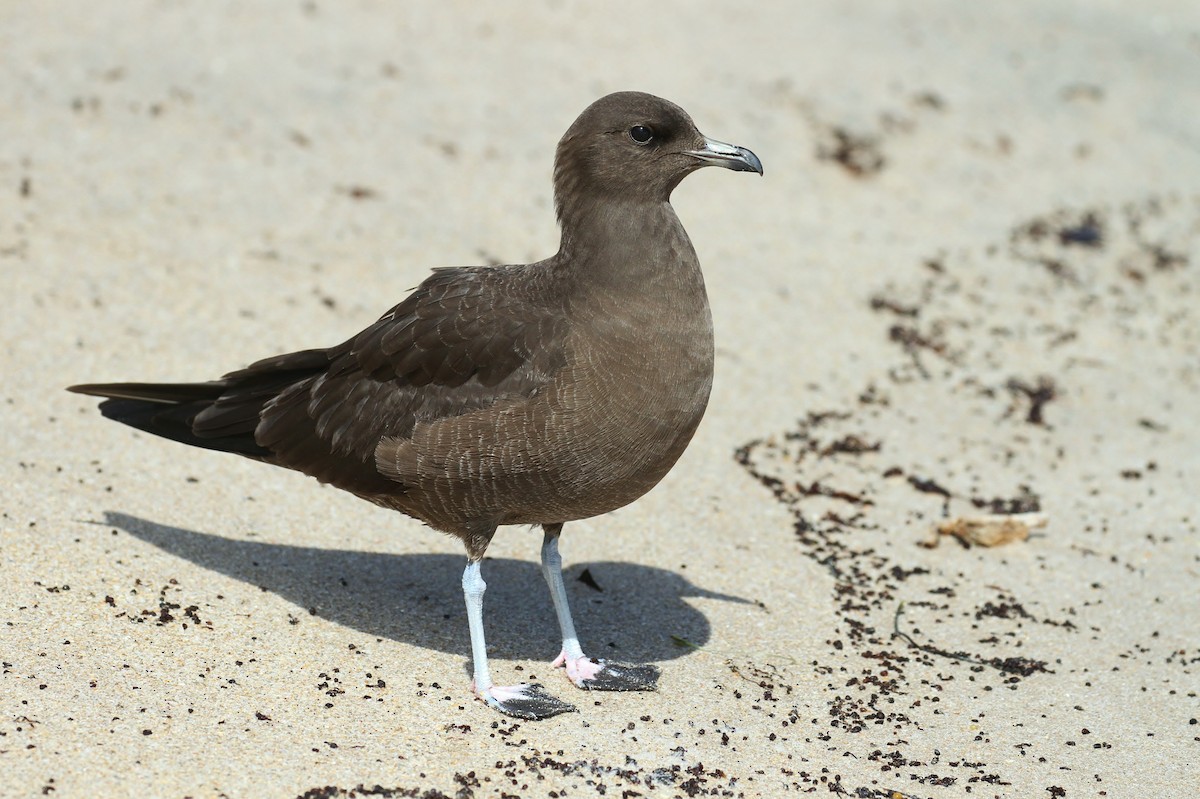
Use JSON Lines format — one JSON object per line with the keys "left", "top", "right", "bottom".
{"left": 557, "top": 200, "right": 701, "bottom": 292}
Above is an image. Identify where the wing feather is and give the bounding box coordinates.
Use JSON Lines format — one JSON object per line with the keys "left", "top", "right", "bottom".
{"left": 257, "top": 264, "right": 568, "bottom": 492}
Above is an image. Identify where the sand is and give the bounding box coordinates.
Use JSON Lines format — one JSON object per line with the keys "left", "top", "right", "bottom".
{"left": 3, "top": 1, "right": 1198, "bottom": 796}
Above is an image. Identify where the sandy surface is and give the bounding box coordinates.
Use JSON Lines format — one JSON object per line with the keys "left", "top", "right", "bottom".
{"left": 3, "top": 2, "right": 1199, "bottom": 797}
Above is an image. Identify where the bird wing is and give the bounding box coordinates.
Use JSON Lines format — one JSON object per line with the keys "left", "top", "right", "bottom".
{"left": 218, "top": 265, "right": 569, "bottom": 491}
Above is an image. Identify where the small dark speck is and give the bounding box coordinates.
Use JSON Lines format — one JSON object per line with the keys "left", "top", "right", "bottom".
{"left": 20, "top": 177, "right": 31, "bottom": 198}
{"left": 577, "top": 568, "right": 603, "bottom": 592}
{"left": 912, "top": 91, "right": 945, "bottom": 110}
{"left": 817, "top": 127, "right": 885, "bottom": 177}
{"left": 337, "top": 185, "right": 379, "bottom": 201}
{"left": 142, "top": 729, "right": 152, "bottom": 735}
{"left": 908, "top": 475, "right": 952, "bottom": 497}
{"left": 869, "top": 295, "right": 919, "bottom": 317}
{"left": 1058, "top": 213, "right": 1103, "bottom": 247}
{"left": 1007, "top": 376, "right": 1057, "bottom": 425}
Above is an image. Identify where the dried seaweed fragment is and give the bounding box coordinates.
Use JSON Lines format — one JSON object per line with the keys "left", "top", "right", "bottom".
{"left": 923, "top": 512, "right": 1047, "bottom": 548}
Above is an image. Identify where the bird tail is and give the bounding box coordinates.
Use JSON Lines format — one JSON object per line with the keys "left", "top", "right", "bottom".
{"left": 68, "top": 349, "right": 329, "bottom": 458}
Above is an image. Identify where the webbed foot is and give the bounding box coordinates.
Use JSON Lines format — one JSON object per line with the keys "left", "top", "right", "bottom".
{"left": 553, "top": 652, "right": 660, "bottom": 691}
{"left": 475, "top": 681, "right": 577, "bottom": 719}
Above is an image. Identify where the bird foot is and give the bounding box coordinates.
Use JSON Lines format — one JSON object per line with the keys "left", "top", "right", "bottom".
{"left": 552, "top": 652, "right": 661, "bottom": 691}
{"left": 474, "top": 681, "right": 577, "bottom": 719}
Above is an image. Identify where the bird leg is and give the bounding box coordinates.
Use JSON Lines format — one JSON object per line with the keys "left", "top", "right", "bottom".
{"left": 462, "top": 558, "right": 575, "bottom": 719}
{"left": 540, "top": 524, "right": 660, "bottom": 692}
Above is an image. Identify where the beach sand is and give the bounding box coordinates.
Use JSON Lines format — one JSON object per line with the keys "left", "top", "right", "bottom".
{"left": 3, "top": 2, "right": 1197, "bottom": 796}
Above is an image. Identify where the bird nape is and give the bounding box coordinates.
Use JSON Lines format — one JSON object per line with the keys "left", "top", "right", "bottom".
{"left": 69, "top": 91, "right": 762, "bottom": 720}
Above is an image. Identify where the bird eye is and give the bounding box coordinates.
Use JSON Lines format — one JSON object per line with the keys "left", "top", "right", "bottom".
{"left": 629, "top": 125, "right": 654, "bottom": 145}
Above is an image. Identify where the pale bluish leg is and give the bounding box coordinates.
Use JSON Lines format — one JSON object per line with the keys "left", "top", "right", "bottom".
{"left": 462, "top": 560, "right": 494, "bottom": 693}
{"left": 462, "top": 558, "right": 575, "bottom": 719}
{"left": 540, "top": 524, "right": 660, "bottom": 692}
{"left": 540, "top": 525, "right": 587, "bottom": 665}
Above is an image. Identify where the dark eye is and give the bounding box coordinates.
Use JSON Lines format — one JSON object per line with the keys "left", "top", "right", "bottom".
{"left": 629, "top": 125, "right": 654, "bottom": 145}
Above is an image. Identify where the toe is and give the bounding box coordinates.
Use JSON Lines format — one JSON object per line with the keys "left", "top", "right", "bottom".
{"left": 478, "top": 683, "right": 577, "bottom": 719}
{"left": 568, "top": 659, "right": 660, "bottom": 692}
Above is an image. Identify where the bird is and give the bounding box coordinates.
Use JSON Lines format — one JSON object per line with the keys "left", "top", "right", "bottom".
{"left": 69, "top": 91, "right": 762, "bottom": 719}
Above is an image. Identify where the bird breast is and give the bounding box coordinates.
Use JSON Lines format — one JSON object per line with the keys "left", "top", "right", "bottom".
{"left": 391, "top": 210, "right": 716, "bottom": 530}
{"left": 519, "top": 246, "right": 716, "bottom": 522}
{"left": 569, "top": 303, "right": 713, "bottom": 491}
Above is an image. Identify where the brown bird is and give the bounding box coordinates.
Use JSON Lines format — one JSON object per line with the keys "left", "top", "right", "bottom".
{"left": 69, "top": 91, "right": 762, "bottom": 719}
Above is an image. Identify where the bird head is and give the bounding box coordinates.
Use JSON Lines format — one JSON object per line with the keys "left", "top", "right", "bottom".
{"left": 553, "top": 91, "right": 762, "bottom": 220}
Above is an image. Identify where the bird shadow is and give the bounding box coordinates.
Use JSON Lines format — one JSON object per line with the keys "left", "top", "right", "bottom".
{"left": 103, "top": 511, "right": 749, "bottom": 665}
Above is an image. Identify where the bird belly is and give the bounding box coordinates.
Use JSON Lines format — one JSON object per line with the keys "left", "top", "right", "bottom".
{"left": 389, "top": 320, "right": 713, "bottom": 531}
{"left": 518, "top": 348, "right": 713, "bottom": 522}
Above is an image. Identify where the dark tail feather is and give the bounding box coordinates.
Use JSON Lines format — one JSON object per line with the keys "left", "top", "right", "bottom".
{"left": 67, "top": 382, "right": 271, "bottom": 457}
{"left": 68, "top": 350, "right": 330, "bottom": 459}
{"left": 112, "top": 396, "right": 272, "bottom": 457}
{"left": 69, "top": 381, "right": 225, "bottom": 404}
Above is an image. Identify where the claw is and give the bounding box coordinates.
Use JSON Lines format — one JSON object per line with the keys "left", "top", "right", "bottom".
{"left": 475, "top": 682, "right": 577, "bottom": 719}
{"left": 554, "top": 653, "right": 660, "bottom": 691}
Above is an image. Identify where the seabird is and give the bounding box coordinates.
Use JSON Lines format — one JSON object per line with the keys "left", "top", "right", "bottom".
{"left": 69, "top": 91, "right": 762, "bottom": 719}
